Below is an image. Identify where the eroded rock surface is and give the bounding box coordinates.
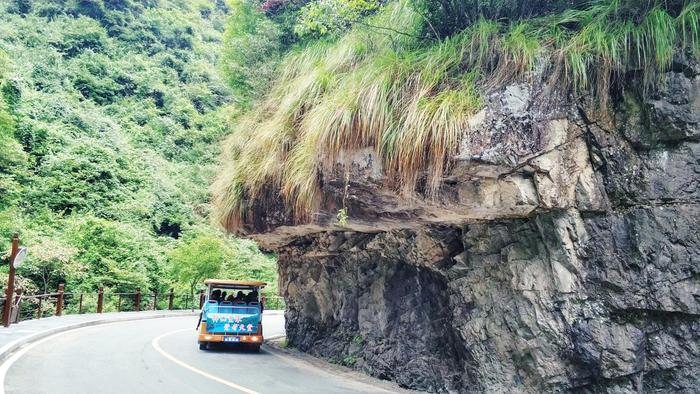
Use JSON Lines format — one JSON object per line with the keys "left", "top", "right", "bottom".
{"left": 254, "top": 61, "right": 700, "bottom": 392}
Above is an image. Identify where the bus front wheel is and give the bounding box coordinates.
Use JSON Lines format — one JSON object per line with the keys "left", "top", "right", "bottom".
{"left": 199, "top": 342, "right": 207, "bottom": 350}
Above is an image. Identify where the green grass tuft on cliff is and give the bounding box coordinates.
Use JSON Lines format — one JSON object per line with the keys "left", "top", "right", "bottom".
{"left": 213, "top": 0, "right": 700, "bottom": 231}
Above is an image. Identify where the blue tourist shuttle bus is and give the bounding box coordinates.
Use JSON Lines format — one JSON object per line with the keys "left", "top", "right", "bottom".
{"left": 198, "top": 279, "right": 266, "bottom": 351}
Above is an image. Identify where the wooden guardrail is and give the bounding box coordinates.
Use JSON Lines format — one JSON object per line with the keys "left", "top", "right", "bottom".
{"left": 0, "top": 285, "right": 286, "bottom": 326}
{"left": 0, "top": 286, "right": 203, "bottom": 325}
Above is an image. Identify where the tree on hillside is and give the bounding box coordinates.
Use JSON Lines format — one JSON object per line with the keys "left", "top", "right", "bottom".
{"left": 169, "top": 234, "right": 228, "bottom": 300}
{"left": 17, "top": 239, "right": 76, "bottom": 293}
{"left": 65, "top": 217, "right": 157, "bottom": 292}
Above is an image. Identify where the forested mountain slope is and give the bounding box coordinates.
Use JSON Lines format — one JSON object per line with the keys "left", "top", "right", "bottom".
{"left": 0, "top": 0, "right": 277, "bottom": 299}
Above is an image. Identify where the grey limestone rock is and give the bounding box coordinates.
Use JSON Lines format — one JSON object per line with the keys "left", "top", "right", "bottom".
{"left": 248, "top": 61, "right": 700, "bottom": 393}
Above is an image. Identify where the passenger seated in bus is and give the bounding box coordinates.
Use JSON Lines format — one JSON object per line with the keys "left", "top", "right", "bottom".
{"left": 210, "top": 289, "right": 222, "bottom": 303}
{"left": 225, "top": 295, "right": 235, "bottom": 302}
{"left": 233, "top": 291, "right": 245, "bottom": 302}
{"left": 221, "top": 291, "right": 228, "bottom": 302}
{"left": 246, "top": 290, "right": 258, "bottom": 303}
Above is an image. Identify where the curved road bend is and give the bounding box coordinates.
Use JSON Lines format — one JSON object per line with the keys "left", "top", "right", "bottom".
{"left": 2, "top": 315, "right": 405, "bottom": 394}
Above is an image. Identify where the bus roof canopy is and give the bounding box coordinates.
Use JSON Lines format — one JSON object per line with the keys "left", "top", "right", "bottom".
{"left": 203, "top": 279, "right": 267, "bottom": 288}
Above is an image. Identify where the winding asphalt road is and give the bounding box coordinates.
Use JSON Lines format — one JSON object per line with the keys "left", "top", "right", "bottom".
{"left": 1, "top": 314, "right": 405, "bottom": 394}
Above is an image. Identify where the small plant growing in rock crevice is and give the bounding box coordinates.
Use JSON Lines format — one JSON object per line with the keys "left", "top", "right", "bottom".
{"left": 341, "top": 355, "right": 357, "bottom": 367}
{"left": 337, "top": 170, "right": 351, "bottom": 226}
{"left": 351, "top": 334, "right": 365, "bottom": 346}
{"left": 337, "top": 208, "right": 349, "bottom": 226}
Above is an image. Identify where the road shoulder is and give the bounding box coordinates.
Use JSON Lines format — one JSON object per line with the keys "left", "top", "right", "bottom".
{"left": 265, "top": 338, "right": 418, "bottom": 394}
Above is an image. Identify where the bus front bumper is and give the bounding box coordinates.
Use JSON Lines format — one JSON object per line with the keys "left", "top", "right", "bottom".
{"left": 198, "top": 333, "right": 263, "bottom": 344}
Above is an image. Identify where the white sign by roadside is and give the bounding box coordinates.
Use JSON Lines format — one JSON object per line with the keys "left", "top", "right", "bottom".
{"left": 12, "top": 247, "right": 27, "bottom": 268}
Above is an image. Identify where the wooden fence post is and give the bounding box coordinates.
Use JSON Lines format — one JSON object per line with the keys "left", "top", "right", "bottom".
{"left": 152, "top": 292, "right": 157, "bottom": 311}
{"left": 78, "top": 293, "right": 84, "bottom": 314}
{"left": 135, "top": 288, "right": 141, "bottom": 312}
{"left": 97, "top": 287, "right": 104, "bottom": 313}
{"left": 13, "top": 288, "right": 22, "bottom": 323}
{"left": 2, "top": 234, "right": 19, "bottom": 327}
{"left": 168, "top": 288, "right": 174, "bottom": 310}
{"left": 55, "top": 284, "right": 65, "bottom": 316}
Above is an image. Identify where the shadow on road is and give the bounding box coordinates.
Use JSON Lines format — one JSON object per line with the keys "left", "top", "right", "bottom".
{"left": 199, "top": 343, "right": 265, "bottom": 353}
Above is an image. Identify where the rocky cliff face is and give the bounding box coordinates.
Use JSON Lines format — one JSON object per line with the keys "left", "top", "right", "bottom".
{"left": 256, "top": 55, "right": 699, "bottom": 392}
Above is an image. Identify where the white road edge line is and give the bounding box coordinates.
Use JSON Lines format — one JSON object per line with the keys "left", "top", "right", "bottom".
{"left": 151, "top": 329, "right": 260, "bottom": 394}
{"left": 0, "top": 322, "right": 125, "bottom": 394}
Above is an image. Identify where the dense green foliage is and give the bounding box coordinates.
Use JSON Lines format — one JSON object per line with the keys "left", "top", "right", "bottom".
{"left": 220, "top": 0, "right": 387, "bottom": 107}
{"left": 221, "top": 0, "right": 282, "bottom": 106}
{"left": 214, "top": 0, "right": 700, "bottom": 230}
{"left": 418, "top": 0, "right": 587, "bottom": 38}
{"left": 419, "top": 0, "right": 698, "bottom": 38}
{"left": 293, "top": 0, "right": 382, "bottom": 38}
{"left": 0, "top": 0, "right": 278, "bottom": 300}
